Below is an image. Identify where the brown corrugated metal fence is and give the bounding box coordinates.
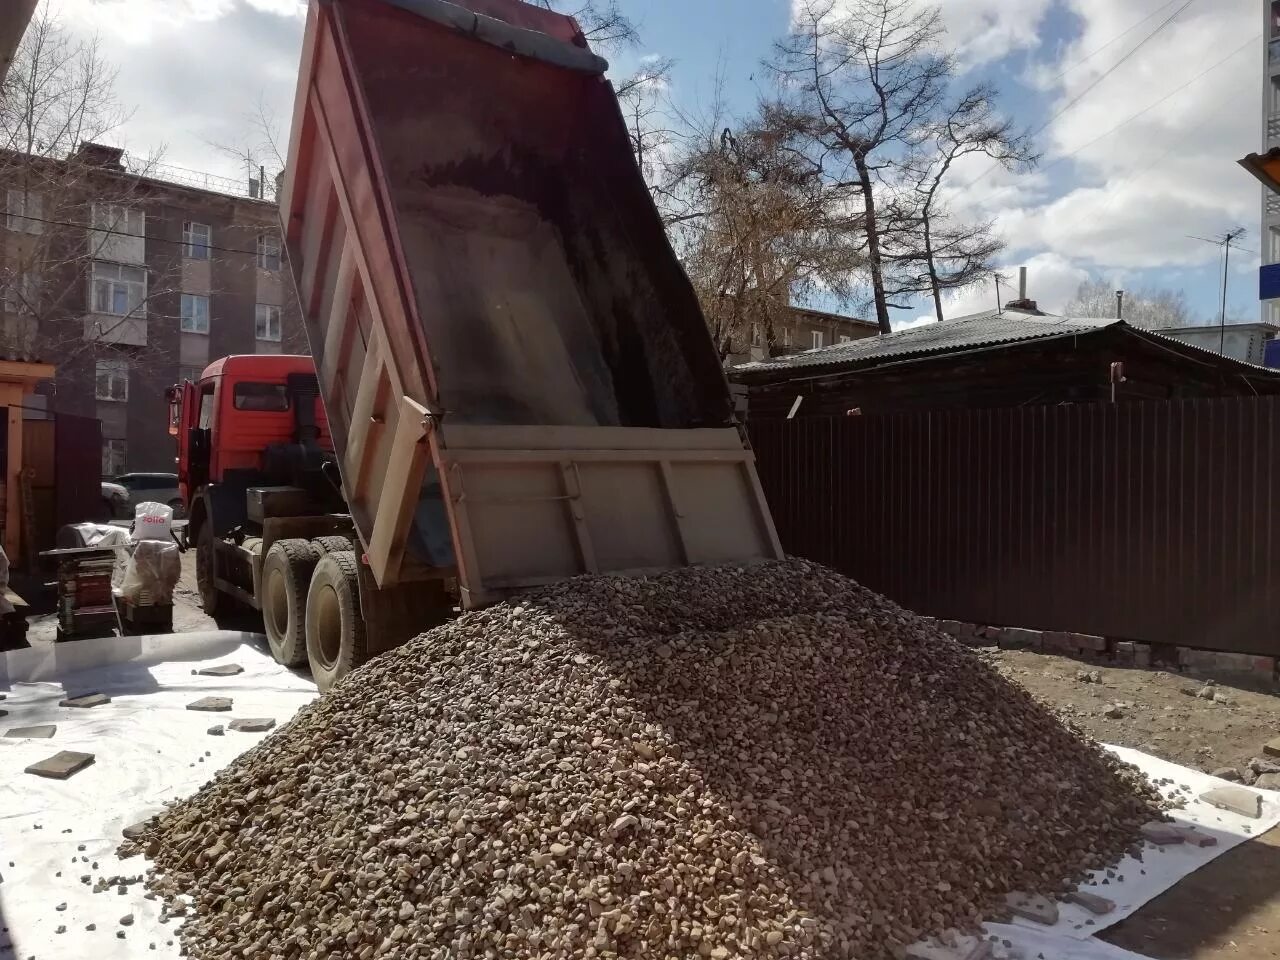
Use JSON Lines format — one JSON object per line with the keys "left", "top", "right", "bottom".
{"left": 749, "top": 397, "right": 1280, "bottom": 656}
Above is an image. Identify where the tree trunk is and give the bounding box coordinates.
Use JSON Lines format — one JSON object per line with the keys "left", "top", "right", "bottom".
{"left": 922, "top": 209, "right": 943, "bottom": 323}
{"left": 855, "top": 153, "right": 891, "bottom": 334}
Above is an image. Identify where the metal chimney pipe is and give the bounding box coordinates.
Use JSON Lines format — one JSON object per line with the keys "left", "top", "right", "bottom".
{"left": 1018, "top": 266, "right": 1027, "bottom": 301}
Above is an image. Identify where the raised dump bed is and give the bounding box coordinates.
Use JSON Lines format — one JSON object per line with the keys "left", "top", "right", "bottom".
{"left": 280, "top": 0, "right": 782, "bottom": 606}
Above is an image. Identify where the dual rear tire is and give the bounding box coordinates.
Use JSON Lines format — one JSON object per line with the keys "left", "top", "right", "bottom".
{"left": 258, "top": 538, "right": 367, "bottom": 691}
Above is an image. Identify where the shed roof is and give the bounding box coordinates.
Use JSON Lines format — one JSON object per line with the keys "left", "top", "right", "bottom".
{"left": 734, "top": 312, "right": 1118, "bottom": 379}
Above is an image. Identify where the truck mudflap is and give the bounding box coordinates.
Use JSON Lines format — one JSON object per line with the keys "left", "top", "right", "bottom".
{"left": 281, "top": 0, "right": 782, "bottom": 603}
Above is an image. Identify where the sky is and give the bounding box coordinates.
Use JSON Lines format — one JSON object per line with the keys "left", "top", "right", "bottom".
{"left": 44, "top": 0, "right": 1269, "bottom": 329}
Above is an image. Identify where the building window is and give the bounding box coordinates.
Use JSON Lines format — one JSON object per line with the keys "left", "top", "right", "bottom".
{"left": 3, "top": 271, "right": 39, "bottom": 315}
{"left": 811, "top": 330, "right": 825, "bottom": 349}
{"left": 183, "top": 221, "right": 211, "bottom": 260}
{"left": 101, "top": 438, "right": 127, "bottom": 477}
{"left": 91, "top": 261, "right": 147, "bottom": 316}
{"left": 91, "top": 203, "right": 144, "bottom": 237}
{"left": 256, "top": 233, "right": 281, "bottom": 271}
{"left": 95, "top": 359, "right": 129, "bottom": 402}
{"left": 179, "top": 364, "right": 203, "bottom": 384}
{"left": 5, "top": 189, "right": 42, "bottom": 234}
{"left": 255, "top": 303, "right": 282, "bottom": 342}
{"left": 180, "top": 293, "right": 210, "bottom": 334}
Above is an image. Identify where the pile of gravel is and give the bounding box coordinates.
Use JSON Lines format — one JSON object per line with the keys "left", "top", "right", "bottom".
{"left": 125, "top": 559, "right": 1162, "bottom": 959}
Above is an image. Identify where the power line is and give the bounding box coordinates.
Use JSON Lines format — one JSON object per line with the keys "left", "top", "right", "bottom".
{"left": 1037, "top": 0, "right": 1199, "bottom": 135}
{"left": 1, "top": 210, "right": 277, "bottom": 259}
{"left": 959, "top": 30, "right": 1253, "bottom": 193}
{"left": 1049, "top": 0, "right": 1182, "bottom": 82}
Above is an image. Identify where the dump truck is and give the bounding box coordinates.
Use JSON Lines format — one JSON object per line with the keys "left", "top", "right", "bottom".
{"left": 168, "top": 0, "right": 783, "bottom": 690}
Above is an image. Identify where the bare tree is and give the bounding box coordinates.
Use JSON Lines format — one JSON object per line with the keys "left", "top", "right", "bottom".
{"left": 206, "top": 93, "right": 286, "bottom": 202}
{"left": 1063, "top": 279, "right": 1192, "bottom": 329}
{"left": 771, "top": 0, "right": 951, "bottom": 334}
{"left": 900, "top": 85, "right": 1037, "bottom": 322}
{"left": 665, "top": 102, "right": 864, "bottom": 360}
{"left": 530, "top": 0, "right": 640, "bottom": 49}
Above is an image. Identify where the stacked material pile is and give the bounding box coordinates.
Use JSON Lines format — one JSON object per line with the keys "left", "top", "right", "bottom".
{"left": 124, "top": 559, "right": 1162, "bottom": 960}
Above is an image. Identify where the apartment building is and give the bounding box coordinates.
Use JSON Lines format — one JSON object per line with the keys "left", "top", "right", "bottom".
{"left": 0, "top": 143, "right": 304, "bottom": 476}
{"left": 735, "top": 304, "right": 878, "bottom": 365}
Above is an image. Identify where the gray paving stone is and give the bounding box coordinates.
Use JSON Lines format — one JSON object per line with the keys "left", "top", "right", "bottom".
{"left": 26, "top": 751, "right": 94, "bottom": 780}
{"left": 1201, "top": 785, "right": 1263, "bottom": 819}
{"left": 60, "top": 692, "right": 110, "bottom": 708}
{"left": 5, "top": 724, "right": 56, "bottom": 738}
{"left": 228, "top": 718, "right": 275, "bottom": 733}
{"left": 207, "top": 725, "right": 225, "bottom": 736}
{"left": 194, "top": 663, "right": 244, "bottom": 677}
{"left": 186, "top": 697, "right": 232, "bottom": 712}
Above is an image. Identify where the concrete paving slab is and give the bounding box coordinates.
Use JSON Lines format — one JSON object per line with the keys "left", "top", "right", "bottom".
{"left": 25, "top": 751, "right": 94, "bottom": 779}
{"left": 5, "top": 724, "right": 56, "bottom": 738}
{"left": 1201, "top": 785, "right": 1263, "bottom": 819}
{"left": 194, "top": 663, "right": 244, "bottom": 677}
{"left": 59, "top": 693, "right": 110, "bottom": 708}
{"left": 228, "top": 718, "right": 275, "bottom": 732}
{"left": 186, "top": 697, "right": 232, "bottom": 712}
{"left": 1004, "top": 892, "right": 1059, "bottom": 925}
{"left": 1065, "top": 891, "right": 1115, "bottom": 915}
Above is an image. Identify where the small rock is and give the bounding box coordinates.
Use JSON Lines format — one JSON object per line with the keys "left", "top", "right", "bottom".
{"left": 1210, "top": 767, "right": 1242, "bottom": 782}
{"left": 1103, "top": 704, "right": 1125, "bottom": 719}
{"left": 207, "top": 725, "right": 224, "bottom": 736}
{"left": 119, "top": 914, "right": 134, "bottom": 927}
{"left": 228, "top": 718, "right": 275, "bottom": 733}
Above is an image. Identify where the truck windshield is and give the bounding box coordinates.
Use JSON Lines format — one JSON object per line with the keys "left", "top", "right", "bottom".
{"left": 234, "top": 383, "right": 290, "bottom": 412}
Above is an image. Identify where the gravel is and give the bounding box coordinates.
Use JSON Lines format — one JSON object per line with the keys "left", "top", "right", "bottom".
{"left": 123, "top": 559, "right": 1162, "bottom": 960}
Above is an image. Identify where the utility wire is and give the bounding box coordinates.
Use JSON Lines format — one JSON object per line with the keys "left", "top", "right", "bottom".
{"left": 1049, "top": 0, "right": 1182, "bottom": 82}
{"left": 1037, "top": 0, "right": 1198, "bottom": 136}
{"left": 0, "top": 210, "right": 276, "bottom": 259}
{"left": 959, "top": 28, "right": 1252, "bottom": 193}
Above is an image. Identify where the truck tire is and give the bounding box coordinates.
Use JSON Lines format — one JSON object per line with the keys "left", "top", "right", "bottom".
{"left": 196, "top": 521, "right": 221, "bottom": 616}
{"left": 261, "top": 539, "right": 322, "bottom": 667}
{"left": 305, "top": 551, "right": 368, "bottom": 692}
{"left": 312, "top": 535, "right": 354, "bottom": 556}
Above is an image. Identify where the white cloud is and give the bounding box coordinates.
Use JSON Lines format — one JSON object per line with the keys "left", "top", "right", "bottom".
{"left": 798, "top": 0, "right": 1055, "bottom": 67}
{"left": 45, "top": 0, "right": 305, "bottom": 177}
{"left": 913, "top": 251, "right": 1091, "bottom": 324}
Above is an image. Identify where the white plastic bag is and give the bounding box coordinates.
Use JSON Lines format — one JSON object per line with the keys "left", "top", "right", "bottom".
{"left": 119, "top": 538, "right": 181, "bottom": 604}
{"left": 133, "top": 501, "right": 174, "bottom": 543}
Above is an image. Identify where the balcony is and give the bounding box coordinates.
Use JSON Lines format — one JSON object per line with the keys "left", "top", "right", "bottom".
{"left": 83, "top": 314, "right": 146, "bottom": 346}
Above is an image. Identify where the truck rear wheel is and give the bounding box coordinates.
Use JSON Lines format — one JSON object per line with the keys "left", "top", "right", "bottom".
{"left": 313, "top": 535, "right": 354, "bottom": 556}
{"left": 196, "top": 522, "right": 220, "bottom": 615}
{"left": 305, "top": 551, "right": 368, "bottom": 692}
{"left": 262, "top": 539, "right": 322, "bottom": 667}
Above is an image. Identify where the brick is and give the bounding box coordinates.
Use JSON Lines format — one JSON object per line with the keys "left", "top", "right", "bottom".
{"left": 5, "top": 724, "right": 56, "bottom": 738}
{"left": 26, "top": 750, "right": 95, "bottom": 780}
{"left": 1133, "top": 644, "right": 1152, "bottom": 668}
{"left": 1140, "top": 822, "right": 1185, "bottom": 845}
{"left": 1201, "top": 785, "right": 1263, "bottom": 819}
{"left": 1065, "top": 891, "right": 1115, "bottom": 915}
{"left": 187, "top": 697, "right": 233, "bottom": 712}
{"left": 937, "top": 620, "right": 965, "bottom": 637}
{"left": 1004, "top": 892, "right": 1059, "bottom": 925}
{"left": 1254, "top": 656, "right": 1277, "bottom": 675}
{"left": 229, "top": 718, "right": 276, "bottom": 733}
{"left": 1113, "top": 641, "right": 1135, "bottom": 665}
{"left": 194, "top": 663, "right": 244, "bottom": 677}
{"left": 1170, "top": 826, "right": 1217, "bottom": 847}
{"left": 59, "top": 692, "right": 110, "bottom": 708}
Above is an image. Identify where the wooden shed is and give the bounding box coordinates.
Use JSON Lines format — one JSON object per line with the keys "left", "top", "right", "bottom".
{"left": 731, "top": 312, "right": 1280, "bottom": 420}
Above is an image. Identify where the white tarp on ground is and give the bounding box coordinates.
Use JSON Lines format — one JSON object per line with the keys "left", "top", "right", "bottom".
{"left": 0, "top": 633, "right": 1275, "bottom": 960}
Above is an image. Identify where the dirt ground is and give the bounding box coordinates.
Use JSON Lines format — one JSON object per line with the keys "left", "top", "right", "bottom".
{"left": 20, "top": 572, "right": 1280, "bottom": 957}
{"left": 986, "top": 649, "right": 1280, "bottom": 959}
